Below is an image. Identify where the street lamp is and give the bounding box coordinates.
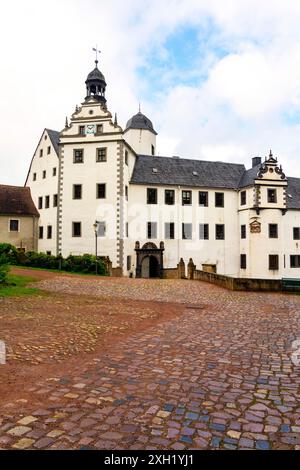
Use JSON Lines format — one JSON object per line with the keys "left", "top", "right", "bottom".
{"left": 93, "top": 221, "right": 99, "bottom": 275}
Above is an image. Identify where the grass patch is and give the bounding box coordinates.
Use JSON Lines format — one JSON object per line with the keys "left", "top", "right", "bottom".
{"left": 12, "top": 265, "right": 103, "bottom": 277}
{"left": 0, "top": 274, "right": 40, "bottom": 297}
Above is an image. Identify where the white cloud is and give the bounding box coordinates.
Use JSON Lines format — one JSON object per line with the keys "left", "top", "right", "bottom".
{"left": 2, "top": 0, "right": 300, "bottom": 184}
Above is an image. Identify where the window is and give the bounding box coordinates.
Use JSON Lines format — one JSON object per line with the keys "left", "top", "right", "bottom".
{"left": 199, "top": 191, "right": 208, "bottom": 207}
{"left": 47, "top": 226, "right": 52, "bottom": 239}
{"left": 39, "top": 149, "right": 43, "bottom": 157}
{"left": 53, "top": 194, "right": 58, "bottom": 207}
{"left": 96, "top": 124, "right": 103, "bottom": 134}
{"left": 9, "top": 219, "right": 19, "bottom": 232}
{"left": 240, "top": 254, "right": 247, "bottom": 269}
{"left": 96, "top": 184, "right": 106, "bottom": 199}
{"left": 293, "top": 227, "right": 300, "bottom": 240}
{"left": 96, "top": 148, "right": 107, "bottom": 162}
{"left": 215, "top": 192, "right": 224, "bottom": 208}
{"left": 97, "top": 222, "right": 106, "bottom": 237}
{"left": 125, "top": 150, "right": 128, "bottom": 166}
{"left": 182, "top": 223, "right": 192, "bottom": 240}
{"left": 45, "top": 195, "right": 50, "bottom": 208}
{"left": 39, "top": 226, "right": 44, "bottom": 239}
{"left": 240, "top": 191, "right": 246, "bottom": 206}
{"left": 73, "top": 184, "right": 82, "bottom": 200}
{"left": 46, "top": 251, "right": 51, "bottom": 256}
{"left": 33, "top": 173, "right": 37, "bottom": 181}
{"left": 147, "top": 188, "right": 157, "bottom": 204}
{"left": 127, "top": 255, "right": 132, "bottom": 271}
{"left": 182, "top": 190, "right": 192, "bottom": 206}
{"left": 72, "top": 222, "right": 81, "bottom": 237}
{"left": 126, "top": 222, "right": 129, "bottom": 238}
{"left": 151, "top": 145, "right": 155, "bottom": 156}
{"left": 47, "top": 146, "right": 51, "bottom": 155}
{"left": 125, "top": 185, "right": 128, "bottom": 201}
{"left": 216, "top": 224, "right": 225, "bottom": 240}
{"left": 74, "top": 149, "right": 84, "bottom": 163}
{"left": 199, "top": 224, "right": 209, "bottom": 240}
{"left": 165, "top": 222, "right": 175, "bottom": 240}
{"left": 79, "top": 125, "right": 85, "bottom": 135}
{"left": 290, "top": 255, "right": 300, "bottom": 268}
{"left": 165, "top": 190, "right": 175, "bottom": 205}
{"left": 43, "top": 170, "right": 46, "bottom": 179}
{"left": 147, "top": 222, "right": 157, "bottom": 239}
{"left": 269, "top": 254, "right": 279, "bottom": 270}
{"left": 268, "top": 188, "right": 277, "bottom": 203}
{"left": 269, "top": 224, "right": 278, "bottom": 238}
{"left": 38, "top": 197, "right": 43, "bottom": 209}
{"left": 241, "top": 225, "right": 246, "bottom": 239}
{"left": 53, "top": 167, "right": 57, "bottom": 177}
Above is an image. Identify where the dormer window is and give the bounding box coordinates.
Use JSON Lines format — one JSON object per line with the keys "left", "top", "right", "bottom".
{"left": 96, "top": 124, "right": 103, "bottom": 134}
{"left": 152, "top": 168, "right": 158, "bottom": 174}
{"left": 268, "top": 188, "right": 277, "bottom": 203}
{"left": 79, "top": 126, "right": 85, "bottom": 135}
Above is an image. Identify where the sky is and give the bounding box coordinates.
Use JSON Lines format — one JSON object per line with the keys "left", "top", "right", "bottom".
{"left": 1, "top": 0, "right": 300, "bottom": 185}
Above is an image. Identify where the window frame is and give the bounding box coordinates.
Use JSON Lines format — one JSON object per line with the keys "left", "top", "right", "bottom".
{"left": 268, "top": 188, "right": 277, "bottom": 204}
{"left": 47, "top": 225, "right": 52, "bottom": 240}
{"left": 165, "top": 189, "right": 175, "bottom": 205}
{"left": 269, "top": 254, "right": 279, "bottom": 270}
{"left": 182, "top": 223, "right": 192, "bottom": 240}
{"left": 147, "top": 222, "right": 157, "bottom": 239}
{"left": 96, "top": 183, "right": 106, "bottom": 199}
{"left": 199, "top": 191, "right": 208, "bottom": 207}
{"left": 215, "top": 224, "right": 225, "bottom": 240}
{"left": 165, "top": 222, "right": 175, "bottom": 240}
{"left": 293, "top": 227, "right": 300, "bottom": 240}
{"left": 73, "top": 149, "right": 84, "bottom": 164}
{"left": 96, "top": 147, "right": 107, "bottom": 162}
{"left": 240, "top": 191, "right": 246, "bottom": 206}
{"left": 9, "top": 219, "right": 19, "bottom": 232}
{"left": 241, "top": 224, "right": 246, "bottom": 239}
{"left": 73, "top": 184, "right": 82, "bottom": 200}
{"left": 147, "top": 188, "right": 158, "bottom": 205}
{"left": 182, "top": 190, "right": 192, "bottom": 206}
{"left": 72, "top": 222, "right": 82, "bottom": 238}
{"left": 215, "top": 192, "right": 224, "bottom": 208}
{"left": 240, "top": 254, "right": 247, "bottom": 269}
{"left": 199, "top": 223, "right": 209, "bottom": 240}
{"left": 269, "top": 223, "right": 278, "bottom": 239}
{"left": 290, "top": 255, "right": 300, "bottom": 268}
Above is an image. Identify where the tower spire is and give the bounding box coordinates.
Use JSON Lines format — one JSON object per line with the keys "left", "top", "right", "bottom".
{"left": 92, "top": 45, "right": 101, "bottom": 67}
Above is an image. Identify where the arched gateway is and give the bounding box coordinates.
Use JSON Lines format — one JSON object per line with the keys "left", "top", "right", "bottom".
{"left": 135, "top": 242, "right": 164, "bottom": 279}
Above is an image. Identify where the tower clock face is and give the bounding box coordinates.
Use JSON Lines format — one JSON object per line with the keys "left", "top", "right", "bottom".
{"left": 86, "top": 124, "right": 96, "bottom": 134}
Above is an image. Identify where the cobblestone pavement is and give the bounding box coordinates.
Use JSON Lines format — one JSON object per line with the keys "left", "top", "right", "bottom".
{"left": 1, "top": 273, "right": 300, "bottom": 450}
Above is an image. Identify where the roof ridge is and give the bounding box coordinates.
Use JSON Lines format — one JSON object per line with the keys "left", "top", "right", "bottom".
{"left": 137, "top": 154, "right": 246, "bottom": 167}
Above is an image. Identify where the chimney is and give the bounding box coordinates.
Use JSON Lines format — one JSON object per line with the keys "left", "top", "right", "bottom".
{"left": 252, "top": 157, "right": 261, "bottom": 168}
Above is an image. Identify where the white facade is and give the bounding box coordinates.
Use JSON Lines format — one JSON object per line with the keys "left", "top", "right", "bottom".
{"left": 25, "top": 63, "right": 300, "bottom": 280}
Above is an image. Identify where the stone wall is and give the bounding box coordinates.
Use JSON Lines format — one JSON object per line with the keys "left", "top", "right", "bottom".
{"left": 163, "top": 258, "right": 186, "bottom": 279}
{"left": 193, "top": 269, "right": 282, "bottom": 292}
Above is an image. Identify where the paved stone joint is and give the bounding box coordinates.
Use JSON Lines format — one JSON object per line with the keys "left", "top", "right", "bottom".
{"left": 0, "top": 277, "right": 300, "bottom": 450}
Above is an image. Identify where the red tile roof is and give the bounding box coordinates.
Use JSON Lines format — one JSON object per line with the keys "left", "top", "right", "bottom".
{"left": 0, "top": 185, "right": 39, "bottom": 217}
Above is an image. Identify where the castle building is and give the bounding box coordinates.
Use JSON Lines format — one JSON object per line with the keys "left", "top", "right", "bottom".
{"left": 25, "top": 59, "right": 300, "bottom": 280}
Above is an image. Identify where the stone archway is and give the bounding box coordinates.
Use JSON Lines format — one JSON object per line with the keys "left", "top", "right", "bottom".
{"left": 135, "top": 242, "right": 164, "bottom": 279}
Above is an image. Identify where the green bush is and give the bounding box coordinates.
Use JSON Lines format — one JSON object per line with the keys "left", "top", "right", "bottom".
{"left": 0, "top": 243, "right": 19, "bottom": 265}
{"left": 0, "top": 264, "right": 9, "bottom": 284}
{"left": 0, "top": 244, "right": 106, "bottom": 276}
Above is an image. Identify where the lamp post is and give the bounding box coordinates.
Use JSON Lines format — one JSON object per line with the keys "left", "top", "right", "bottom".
{"left": 93, "top": 221, "right": 99, "bottom": 275}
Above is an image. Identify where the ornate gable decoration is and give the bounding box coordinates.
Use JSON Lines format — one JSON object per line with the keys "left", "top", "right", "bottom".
{"left": 257, "top": 150, "right": 286, "bottom": 181}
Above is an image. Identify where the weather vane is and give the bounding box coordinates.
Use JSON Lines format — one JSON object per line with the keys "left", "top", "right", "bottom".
{"left": 92, "top": 45, "right": 101, "bottom": 66}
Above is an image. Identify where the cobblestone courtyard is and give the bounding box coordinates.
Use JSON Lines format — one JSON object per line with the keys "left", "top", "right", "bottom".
{"left": 0, "top": 268, "right": 300, "bottom": 450}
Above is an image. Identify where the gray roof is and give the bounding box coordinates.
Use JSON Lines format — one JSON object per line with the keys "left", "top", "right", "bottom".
{"left": 238, "top": 163, "right": 261, "bottom": 188}
{"left": 125, "top": 112, "right": 157, "bottom": 135}
{"left": 86, "top": 66, "right": 106, "bottom": 84}
{"left": 286, "top": 177, "right": 300, "bottom": 209}
{"left": 46, "top": 129, "right": 60, "bottom": 155}
{"left": 131, "top": 155, "right": 245, "bottom": 189}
